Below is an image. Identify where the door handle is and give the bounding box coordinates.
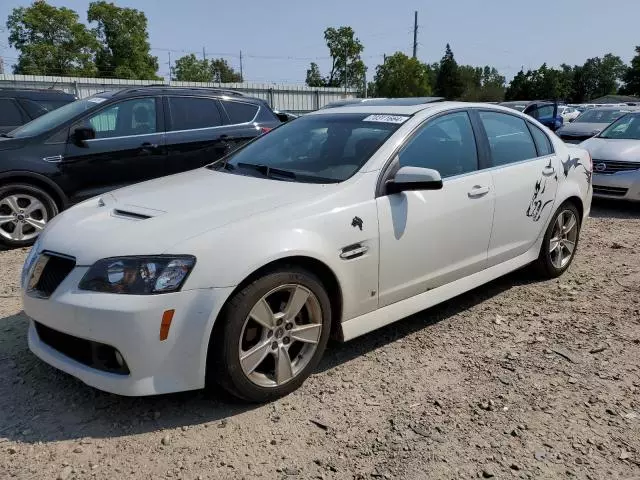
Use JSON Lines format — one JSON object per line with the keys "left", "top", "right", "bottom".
{"left": 542, "top": 166, "right": 556, "bottom": 176}
{"left": 140, "top": 142, "right": 158, "bottom": 150}
{"left": 468, "top": 185, "right": 490, "bottom": 198}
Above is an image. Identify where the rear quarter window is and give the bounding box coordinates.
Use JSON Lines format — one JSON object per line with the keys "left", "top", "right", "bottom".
{"left": 222, "top": 101, "right": 259, "bottom": 124}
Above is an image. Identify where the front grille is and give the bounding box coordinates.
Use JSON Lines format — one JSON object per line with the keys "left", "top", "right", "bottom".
{"left": 34, "top": 322, "right": 130, "bottom": 375}
{"left": 593, "top": 159, "right": 640, "bottom": 175}
{"left": 30, "top": 253, "right": 75, "bottom": 297}
{"left": 593, "top": 185, "right": 628, "bottom": 197}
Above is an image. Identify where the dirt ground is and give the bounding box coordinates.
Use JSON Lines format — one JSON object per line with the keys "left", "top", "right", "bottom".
{"left": 1, "top": 200, "right": 639, "bottom": 480}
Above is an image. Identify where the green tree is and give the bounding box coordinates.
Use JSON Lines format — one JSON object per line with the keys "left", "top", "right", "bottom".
{"left": 88, "top": 1, "right": 158, "bottom": 79}
{"left": 305, "top": 26, "right": 367, "bottom": 89}
{"left": 172, "top": 54, "right": 211, "bottom": 82}
{"left": 305, "top": 62, "right": 325, "bottom": 87}
{"left": 435, "top": 44, "right": 464, "bottom": 99}
{"left": 7, "top": 1, "right": 98, "bottom": 76}
{"left": 210, "top": 58, "right": 242, "bottom": 83}
{"left": 373, "top": 52, "right": 432, "bottom": 97}
{"left": 622, "top": 46, "right": 640, "bottom": 95}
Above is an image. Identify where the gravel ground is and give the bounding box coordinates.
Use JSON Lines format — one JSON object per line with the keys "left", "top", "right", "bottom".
{"left": 1, "top": 200, "right": 639, "bottom": 480}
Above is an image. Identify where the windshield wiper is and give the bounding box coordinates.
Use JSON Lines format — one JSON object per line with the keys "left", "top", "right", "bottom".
{"left": 236, "top": 163, "right": 297, "bottom": 180}
{"left": 0, "top": 133, "right": 13, "bottom": 138}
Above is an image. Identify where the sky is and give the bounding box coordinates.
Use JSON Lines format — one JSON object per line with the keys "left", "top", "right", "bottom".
{"left": 1, "top": 0, "right": 640, "bottom": 84}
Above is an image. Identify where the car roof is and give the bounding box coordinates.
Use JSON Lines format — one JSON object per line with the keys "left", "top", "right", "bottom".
{"left": 0, "top": 88, "right": 76, "bottom": 99}
{"left": 107, "top": 85, "right": 265, "bottom": 103}
{"left": 309, "top": 101, "right": 484, "bottom": 116}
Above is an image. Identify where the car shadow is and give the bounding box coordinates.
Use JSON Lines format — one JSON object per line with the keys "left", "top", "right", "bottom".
{"left": 589, "top": 199, "right": 640, "bottom": 219}
{"left": 0, "top": 268, "right": 539, "bottom": 445}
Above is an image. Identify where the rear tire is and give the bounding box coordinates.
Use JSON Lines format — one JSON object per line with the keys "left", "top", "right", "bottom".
{"left": 208, "top": 267, "right": 332, "bottom": 402}
{"left": 0, "top": 184, "right": 58, "bottom": 248}
{"left": 534, "top": 202, "right": 581, "bottom": 279}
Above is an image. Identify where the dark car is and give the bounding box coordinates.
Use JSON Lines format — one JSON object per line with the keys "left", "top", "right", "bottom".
{"left": 0, "top": 89, "right": 77, "bottom": 134}
{"left": 0, "top": 86, "right": 282, "bottom": 247}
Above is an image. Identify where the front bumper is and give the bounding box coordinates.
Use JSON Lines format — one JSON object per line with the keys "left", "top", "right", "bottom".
{"left": 592, "top": 170, "right": 640, "bottom": 202}
{"left": 24, "top": 266, "right": 233, "bottom": 396}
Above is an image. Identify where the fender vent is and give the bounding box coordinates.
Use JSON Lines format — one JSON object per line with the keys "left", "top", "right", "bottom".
{"left": 340, "top": 243, "right": 369, "bottom": 260}
{"left": 112, "top": 209, "right": 152, "bottom": 220}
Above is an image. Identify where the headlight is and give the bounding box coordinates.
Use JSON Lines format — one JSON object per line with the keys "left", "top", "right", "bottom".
{"left": 21, "top": 236, "right": 42, "bottom": 288}
{"left": 79, "top": 255, "right": 196, "bottom": 294}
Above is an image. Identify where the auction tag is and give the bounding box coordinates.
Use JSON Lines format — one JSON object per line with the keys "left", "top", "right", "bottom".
{"left": 87, "top": 97, "right": 107, "bottom": 103}
{"left": 363, "top": 114, "right": 409, "bottom": 124}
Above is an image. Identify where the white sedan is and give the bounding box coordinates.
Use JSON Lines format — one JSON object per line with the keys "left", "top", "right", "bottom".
{"left": 21, "top": 100, "right": 593, "bottom": 402}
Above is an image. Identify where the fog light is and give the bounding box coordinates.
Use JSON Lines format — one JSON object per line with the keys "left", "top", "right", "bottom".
{"left": 114, "top": 351, "right": 125, "bottom": 368}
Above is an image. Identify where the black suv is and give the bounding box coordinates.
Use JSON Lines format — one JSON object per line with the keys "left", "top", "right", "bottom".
{"left": 0, "top": 86, "right": 283, "bottom": 247}
{"left": 0, "top": 88, "right": 77, "bottom": 134}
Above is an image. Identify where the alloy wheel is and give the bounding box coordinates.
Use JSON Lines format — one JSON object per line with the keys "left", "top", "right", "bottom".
{"left": 549, "top": 209, "right": 578, "bottom": 269}
{"left": 238, "top": 284, "right": 323, "bottom": 388}
{"left": 0, "top": 194, "right": 48, "bottom": 242}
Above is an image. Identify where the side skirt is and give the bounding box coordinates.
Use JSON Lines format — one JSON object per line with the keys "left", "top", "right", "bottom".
{"left": 340, "top": 247, "right": 539, "bottom": 342}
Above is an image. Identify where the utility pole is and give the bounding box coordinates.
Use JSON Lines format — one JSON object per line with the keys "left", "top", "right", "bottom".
{"left": 412, "top": 11, "right": 418, "bottom": 59}
{"left": 202, "top": 47, "right": 206, "bottom": 61}
{"left": 239, "top": 50, "right": 243, "bottom": 81}
{"left": 168, "top": 51, "right": 172, "bottom": 82}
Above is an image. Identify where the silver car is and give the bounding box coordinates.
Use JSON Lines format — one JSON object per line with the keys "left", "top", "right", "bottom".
{"left": 557, "top": 106, "right": 635, "bottom": 144}
{"left": 580, "top": 112, "right": 640, "bottom": 201}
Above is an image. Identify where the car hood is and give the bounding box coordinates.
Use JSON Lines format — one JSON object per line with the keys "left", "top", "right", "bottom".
{"left": 40, "top": 168, "right": 334, "bottom": 265}
{"left": 558, "top": 122, "right": 610, "bottom": 137}
{"left": 580, "top": 137, "right": 640, "bottom": 161}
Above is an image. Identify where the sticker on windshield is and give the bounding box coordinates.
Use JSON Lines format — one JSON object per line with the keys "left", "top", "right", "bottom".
{"left": 362, "top": 114, "right": 409, "bottom": 124}
{"left": 87, "top": 97, "right": 107, "bottom": 104}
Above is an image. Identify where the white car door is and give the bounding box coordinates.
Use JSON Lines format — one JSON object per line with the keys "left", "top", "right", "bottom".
{"left": 476, "top": 110, "right": 560, "bottom": 267}
{"left": 377, "top": 111, "right": 495, "bottom": 307}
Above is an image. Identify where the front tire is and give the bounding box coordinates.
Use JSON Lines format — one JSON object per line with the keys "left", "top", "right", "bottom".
{"left": 0, "top": 184, "right": 58, "bottom": 248}
{"left": 534, "top": 202, "right": 581, "bottom": 278}
{"left": 209, "top": 267, "right": 332, "bottom": 402}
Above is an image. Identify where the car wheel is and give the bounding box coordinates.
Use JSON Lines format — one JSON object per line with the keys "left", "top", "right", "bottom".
{"left": 534, "top": 202, "right": 581, "bottom": 279}
{"left": 0, "top": 184, "right": 58, "bottom": 248}
{"left": 210, "top": 267, "right": 332, "bottom": 402}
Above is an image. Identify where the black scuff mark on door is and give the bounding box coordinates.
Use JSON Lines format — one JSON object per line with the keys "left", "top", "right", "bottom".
{"left": 561, "top": 155, "right": 583, "bottom": 177}
{"left": 526, "top": 177, "right": 554, "bottom": 222}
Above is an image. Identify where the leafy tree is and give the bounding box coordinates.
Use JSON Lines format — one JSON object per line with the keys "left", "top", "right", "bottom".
{"left": 305, "top": 62, "right": 325, "bottom": 87}
{"left": 88, "top": 1, "right": 158, "bottom": 79}
{"left": 7, "top": 1, "right": 98, "bottom": 76}
{"left": 373, "top": 52, "right": 432, "bottom": 97}
{"left": 435, "top": 44, "right": 464, "bottom": 99}
{"left": 172, "top": 54, "right": 211, "bottom": 82}
{"left": 172, "top": 55, "right": 242, "bottom": 83}
{"left": 210, "top": 58, "right": 242, "bottom": 83}
{"left": 622, "top": 46, "right": 640, "bottom": 95}
{"left": 305, "top": 26, "right": 366, "bottom": 89}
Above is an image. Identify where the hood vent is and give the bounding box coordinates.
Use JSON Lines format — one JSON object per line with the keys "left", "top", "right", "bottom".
{"left": 112, "top": 209, "right": 152, "bottom": 221}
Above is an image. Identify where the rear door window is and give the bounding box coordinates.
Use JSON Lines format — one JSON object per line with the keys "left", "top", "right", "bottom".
{"left": 168, "top": 97, "right": 223, "bottom": 131}
{"left": 479, "top": 111, "right": 538, "bottom": 166}
{"left": 221, "top": 100, "right": 259, "bottom": 124}
{"left": 0, "top": 99, "right": 25, "bottom": 126}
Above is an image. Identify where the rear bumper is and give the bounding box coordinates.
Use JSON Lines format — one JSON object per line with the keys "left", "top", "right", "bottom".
{"left": 592, "top": 170, "right": 640, "bottom": 202}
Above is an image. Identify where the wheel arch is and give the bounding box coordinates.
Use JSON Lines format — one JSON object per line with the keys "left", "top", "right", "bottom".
{"left": 0, "top": 171, "right": 68, "bottom": 210}
{"left": 204, "top": 254, "right": 345, "bottom": 382}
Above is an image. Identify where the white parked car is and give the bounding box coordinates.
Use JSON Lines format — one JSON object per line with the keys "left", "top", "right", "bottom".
{"left": 21, "top": 100, "right": 593, "bottom": 402}
{"left": 558, "top": 106, "right": 580, "bottom": 123}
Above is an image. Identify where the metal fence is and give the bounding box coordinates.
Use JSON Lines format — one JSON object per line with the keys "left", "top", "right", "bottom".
{"left": 0, "top": 74, "right": 359, "bottom": 114}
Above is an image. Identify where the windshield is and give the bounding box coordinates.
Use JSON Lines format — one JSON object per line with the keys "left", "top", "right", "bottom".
{"left": 574, "top": 109, "right": 629, "bottom": 124}
{"left": 9, "top": 95, "right": 108, "bottom": 138}
{"left": 214, "top": 113, "right": 405, "bottom": 183}
{"left": 599, "top": 114, "right": 640, "bottom": 140}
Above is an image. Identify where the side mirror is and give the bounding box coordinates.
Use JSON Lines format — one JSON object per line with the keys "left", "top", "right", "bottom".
{"left": 275, "top": 112, "right": 296, "bottom": 122}
{"left": 386, "top": 166, "right": 443, "bottom": 195}
{"left": 569, "top": 118, "right": 575, "bottom": 123}
{"left": 72, "top": 126, "right": 96, "bottom": 146}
